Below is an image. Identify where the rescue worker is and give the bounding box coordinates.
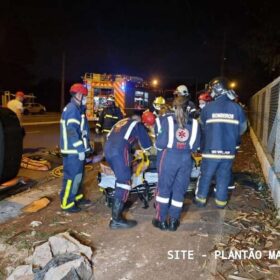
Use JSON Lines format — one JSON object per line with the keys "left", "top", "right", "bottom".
{"left": 104, "top": 111, "right": 155, "bottom": 229}
{"left": 152, "top": 96, "right": 168, "bottom": 117}
{"left": 153, "top": 96, "right": 201, "bottom": 231}
{"left": 60, "top": 83, "right": 92, "bottom": 213}
{"left": 7, "top": 91, "right": 25, "bottom": 125}
{"left": 174, "top": 85, "right": 197, "bottom": 118}
{"left": 194, "top": 77, "right": 247, "bottom": 209}
{"left": 198, "top": 91, "right": 212, "bottom": 110}
{"left": 95, "top": 95, "right": 123, "bottom": 147}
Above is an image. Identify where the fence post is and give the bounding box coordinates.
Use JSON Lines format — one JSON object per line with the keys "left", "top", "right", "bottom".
{"left": 274, "top": 84, "right": 280, "bottom": 172}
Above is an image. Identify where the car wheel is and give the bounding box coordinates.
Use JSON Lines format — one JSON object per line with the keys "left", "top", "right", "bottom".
{"left": 0, "top": 108, "right": 23, "bottom": 184}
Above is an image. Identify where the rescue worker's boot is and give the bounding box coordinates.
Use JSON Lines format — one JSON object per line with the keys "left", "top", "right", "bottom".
{"left": 152, "top": 218, "right": 168, "bottom": 231}
{"left": 109, "top": 199, "right": 137, "bottom": 229}
{"left": 169, "top": 218, "right": 180, "bottom": 231}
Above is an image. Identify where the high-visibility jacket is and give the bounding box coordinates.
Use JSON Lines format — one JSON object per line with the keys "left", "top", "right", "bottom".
{"left": 60, "top": 99, "right": 91, "bottom": 155}
{"left": 200, "top": 95, "right": 247, "bottom": 160}
{"left": 96, "top": 106, "right": 123, "bottom": 133}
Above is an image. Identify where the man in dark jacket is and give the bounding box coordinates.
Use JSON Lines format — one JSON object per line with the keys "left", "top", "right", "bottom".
{"left": 194, "top": 77, "right": 247, "bottom": 209}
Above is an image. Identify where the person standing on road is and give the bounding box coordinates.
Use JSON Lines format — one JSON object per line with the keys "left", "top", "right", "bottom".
{"left": 95, "top": 95, "right": 123, "bottom": 148}
{"left": 153, "top": 96, "right": 201, "bottom": 231}
{"left": 7, "top": 91, "right": 25, "bottom": 126}
{"left": 104, "top": 111, "right": 155, "bottom": 229}
{"left": 194, "top": 77, "right": 247, "bottom": 209}
{"left": 60, "top": 83, "right": 92, "bottom": 213}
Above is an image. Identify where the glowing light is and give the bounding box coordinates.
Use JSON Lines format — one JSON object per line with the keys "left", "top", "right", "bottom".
{"left": 152, "top": 79, "right": 159, "bottom": 86}
{"left": 230, "top": 82, "right": 237, "bottom": 89}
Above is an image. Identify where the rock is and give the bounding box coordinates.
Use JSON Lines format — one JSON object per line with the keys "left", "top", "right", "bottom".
{"left": 49, "top": 232, "right": 92, "bottom": 260}
{"left": 44, "top": 256, "right": 93, "bottom": 280}
{"left": 7, "top": 265, "right": 33, "bottom": 280}
{"left": 32, "top": 242, "right": 53, "bottom": 268}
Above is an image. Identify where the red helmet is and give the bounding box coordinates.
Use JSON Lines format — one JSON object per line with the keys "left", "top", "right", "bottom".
{"left": 142, "top": 111, "right": 156, "bottom": 126}
{"left": 70, "top": 83, "right": 88, "bottom": 95}
{"left": 198, "top": 92, "right": 212, "bottom": 102}
{"left": 16, "top": 91, "right": 25, "bottom": 98}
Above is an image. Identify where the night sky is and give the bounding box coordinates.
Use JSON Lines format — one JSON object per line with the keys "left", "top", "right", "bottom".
{"left": 0, "top": 0, "right": 279, "bottom": 108}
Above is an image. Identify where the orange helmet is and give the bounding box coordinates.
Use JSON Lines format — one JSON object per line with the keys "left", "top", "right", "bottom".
{"left": 69, "top": 83, "right": 88, "bottom": 95}
{"left": 142, "top": 111, "right": 156, "bottom": 126}
{"left": 16, "top": 91, "right": 25, "bottom": 98}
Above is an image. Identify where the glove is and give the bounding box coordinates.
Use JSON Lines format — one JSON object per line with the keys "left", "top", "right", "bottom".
{"left": 78, "top": 152, "right": 85, "bottom": 161}
{"left": 95, "top": 127, "right": 100, "bottom": 134}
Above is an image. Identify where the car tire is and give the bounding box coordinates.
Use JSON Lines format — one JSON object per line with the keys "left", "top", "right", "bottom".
{"left": 0, "top": 108, "right": 23, "bottom": 184}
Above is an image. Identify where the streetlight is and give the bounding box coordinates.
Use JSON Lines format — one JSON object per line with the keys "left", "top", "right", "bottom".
{"left": 152, "top": 79, "right": 159, "bottom": 87}
{"left": 229, "top": 81, "right": 237, "bottom": 89}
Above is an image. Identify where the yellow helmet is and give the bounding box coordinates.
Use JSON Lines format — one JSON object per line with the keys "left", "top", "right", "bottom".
{"left": 153, "top": 96, "right": 166, "bottom": 110}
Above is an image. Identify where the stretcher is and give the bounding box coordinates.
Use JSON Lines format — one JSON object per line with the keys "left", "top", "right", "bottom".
{"left": 97, "top": 151, "right": 202, "bottom": 208}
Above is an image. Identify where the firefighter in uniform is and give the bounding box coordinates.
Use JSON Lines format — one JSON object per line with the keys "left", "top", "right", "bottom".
{"left": 95, "top": 95, "right": 123, "bottom": 147}
{"left": 194, "top": 77, "right": 247, "bottom": 209}
{"left": 153, "top": 96, "right": 201, "bottom": 231}
{"left": 152, "top": 96, "right": 168, "bottom": 117}
{"left": 174, "top": 85, "right": 197, "bottom": 118}
{"left": 104, "top": 111, "right": 155, "bottom": 229}
{"left": 60, "top": 83, "right": 92, "bottom": 213}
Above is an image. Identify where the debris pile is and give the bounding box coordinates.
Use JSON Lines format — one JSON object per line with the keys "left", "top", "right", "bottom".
{"left": 7, "top": 232, "right": 94, "bottom": 280}
{"left": 214, "top": 211, "right": 280, "bottom": 279}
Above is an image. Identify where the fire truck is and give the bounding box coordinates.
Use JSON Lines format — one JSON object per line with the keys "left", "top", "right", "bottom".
{"left": 83, "top": 73, "right": 156, "bottom": 121}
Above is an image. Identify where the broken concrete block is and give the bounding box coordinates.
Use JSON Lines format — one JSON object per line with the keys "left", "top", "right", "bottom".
{"left": 44, "top": 257, "right": 93, "bottom": 280}
{"left": 49, "top": 232, "right": 92, "bottom": 260}
{"left": 32, "top": 241, "right": 53, "bottom": 268}
{"left": 7, "top": 265, "right": 33, "bottom": 280}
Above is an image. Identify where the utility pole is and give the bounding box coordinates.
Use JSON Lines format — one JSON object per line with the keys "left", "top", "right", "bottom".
{"left": 60, "top": 52, "right": 65, "bottom": 112}
{"left": 220, "top": 30, "right": 226, "bottom": 77}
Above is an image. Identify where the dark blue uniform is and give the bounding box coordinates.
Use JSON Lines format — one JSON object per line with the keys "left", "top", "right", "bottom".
{"left": 196, "top": 95, "right": 247, "bottom": 208}
{"left": 60, "top": 100, "right": 91, "bottom": 210}
{"left": 155, "top": 115, "right": 200, "bottom": 221}
{"left": 104, "top": 118, "right": 152, "bottom": 202}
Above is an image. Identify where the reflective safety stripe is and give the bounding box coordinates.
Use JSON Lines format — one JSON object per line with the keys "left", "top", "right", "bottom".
{"left": 190, "top": 108, "right": 196, "bottom": 112}
{"left": 202, "top": 154, "right": 235, "bottom": 159}
{"left": 67, "top": 118, "right": 80, "bottom": 125}
{"left": 61, "top": 201, "right": 75, "bottom": 210}
{"left": 155, "top": 118, "right": 161, "bottom": 134}
{"left": 171, "top": 199, "right": 183, "bottom": 207}
{"left": 156, "top": 196, "right": 169, "bottom": 204}
{"left": 102, "top": 129, "right": 111, "bottom": 133}
{"left": 96, "top": 123, "right": 101, "bottom": 127}
{"left": 195, "top": 196, "right": 206, "bottom": 203}
{"left": 61, "top": 149, "right": 78, "bottom": 154}
{"left": 236, "top": 146, "right": 240, "bottom": 149}
{"left": 167, "top": 116, "right": 174, "bottom": 148}
{"left": 189, "top": 119, "right": 198, "bottom": 149}
{"left": 105, "top": 114, "right": 119, "bottom": 119}
{"left": 61, "top": 120, "right": 68, "bottom": 151}
{"left": 73, "top": 140, "right": 83, "bottom": 147}
{"left": 215, "top": 199, "right": 227, "bottom": 206}
{"left": 75, "top": 194, "right": 84, "bottom": 201}
{"left": 62, "top": 179, "right": 72, "bottom": 208}
{"left": 228, "top": 185, "right": 236, "bottom": 190}
{"left": 124, "top": 121, "right": 138, "bottom": 140}
{"left": 206, "top": 119, "right": 239, "bottom": 125}
{"left": 116, "top": 182, "right": 131, "bottom": 190}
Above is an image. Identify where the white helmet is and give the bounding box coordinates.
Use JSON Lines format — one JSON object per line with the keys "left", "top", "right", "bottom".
{"left": 174, "top": 85, "right": 189, "bottom": 96}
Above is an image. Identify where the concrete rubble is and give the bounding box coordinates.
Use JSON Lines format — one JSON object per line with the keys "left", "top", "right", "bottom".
{"left": 7, "top": 232, "right": 94, "bottom": 280}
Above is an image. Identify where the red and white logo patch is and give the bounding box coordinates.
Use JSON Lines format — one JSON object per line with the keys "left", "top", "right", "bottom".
{"left": 176, "top": 128, "right": 189, "bottom": 142}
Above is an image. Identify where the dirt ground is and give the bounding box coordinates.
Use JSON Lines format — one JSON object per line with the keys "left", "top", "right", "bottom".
{"left": 0, "top": 131, "right": 280, "bottom": 280}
